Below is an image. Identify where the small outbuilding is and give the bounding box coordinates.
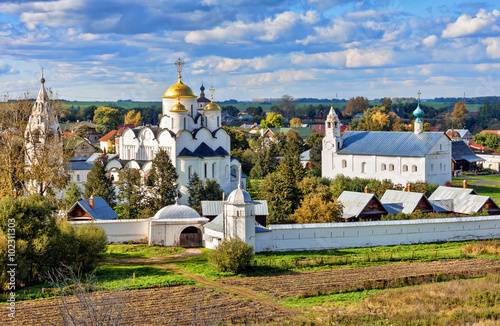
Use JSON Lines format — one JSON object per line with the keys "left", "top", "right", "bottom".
{"left": 337, "top": 190, "right": 388, "bottom": 222}
{"left": 149, "top": 202, "right": 208, "bottom": 247}
{"left": 451, "top": 141, "right": 484, "bottom": 171}
{"left": 429, "top": 185, "right": 500, "bottom": 215}
{"left": 381, "top": 189, "right": 434, "bottom": 215}
{"left": 67, "top": 196, "right": 118, "bottom": 221}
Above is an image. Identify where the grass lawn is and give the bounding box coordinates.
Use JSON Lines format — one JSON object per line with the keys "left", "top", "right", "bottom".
{"left": 105, "top": 244, "right": 185, "bottom": 259}
{"left": 464, "top": 174, "right": 500, "bottom": 183}
{"left": 176, "top": 240, "right": 486, "bottom": 280}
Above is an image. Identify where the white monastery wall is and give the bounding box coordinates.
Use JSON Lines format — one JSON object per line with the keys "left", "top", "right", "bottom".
{"left": 425, "top": 135, "right": 452, "bottom": 185}
{"left": 254, "top": 216, "right": 500, "bottom": 252}
{"left": 71, "top": 219, "right": 150, "bottom": 244}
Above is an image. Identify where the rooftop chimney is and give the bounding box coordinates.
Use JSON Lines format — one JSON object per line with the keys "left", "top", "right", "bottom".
{"left": 89, "top": 195, "right": 94, "bottom": 209}
{"left": 364, "top": 186, "right": 370, "bottom": 194}
{"left": 407, "top": 184, "right": 412, "bottom": 192}
{"left": 463, "top": 179, "right": 467, "bottom": 189}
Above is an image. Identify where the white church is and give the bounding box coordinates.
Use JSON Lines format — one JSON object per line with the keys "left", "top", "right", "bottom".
{"left": 104, "top": 59, "right": 243, "bottom": 203}
{"left": 321, "top": 100, "right": 452, "bottom": 186}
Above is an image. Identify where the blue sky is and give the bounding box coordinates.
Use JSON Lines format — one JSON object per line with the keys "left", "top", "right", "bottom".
{"left": 0, "top": 0, "right": 499, "bottom": 102}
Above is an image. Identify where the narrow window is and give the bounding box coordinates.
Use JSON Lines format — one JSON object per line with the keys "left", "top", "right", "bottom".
{"left": 183, "top": 117, "right": 186, "bottom": 130}
{"left": 225, "top": 165, "right": 229, "bottom": 179}
{"left": 431, "top": 164, "right": 434, "bottom": 172}
{"left": 204, "top": 163, "right": 207, "bottom": 178}
{"left": 171, "top": 117, "right": 174, "bottom": 129}
{"left": 381, "top": 163, "right": 386, "bottom": 171}
{"left": 76, "top": 174, "right": 80, "bottom": 182}
{"left": 212, "top": 163, "right": 216, "bottom": 178}
{"left": 440, "top": 163, "right": 443, "bottom": 171}
{"left": 412, "top": 165, "right": 417, "bottom": 172}
{"left": 188, "top": 166, "right": 192, "bottom": 179}
{"left": 389, "top": 164, "right": 394, "bottom": 171}
{"left": 361, "top": 162, "right": 366, "bottom": 173}
{"left": 217, "top": 116, "right": 220, "bottom": 128}
{"left": 342, "top": 159, "right": 347, "bottom": 168}
{"left": 403, "top": 165, "right": 408, "bottom": 172}
{"left": 327, "top": 122, "right": 331, "bottom": 129}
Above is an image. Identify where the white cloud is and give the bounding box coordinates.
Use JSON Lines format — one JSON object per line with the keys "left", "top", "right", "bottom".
{"left": 475, "top": 63, "right": 500, "bottom": 71}
{"left": 346, "top": 48, "right": 393, "bottom": 68}
{"left": 185, "top": 10, "right": 318, "bottom": 44}
{"left": 482, "top": 37, "right": 500, "bottom": 59}
{"left": 78, "top": 33, "right": 101, "bottom": 41}
{"left": 289, "top": 51, "right": 346, "bottom": 67}
{"left": 425, "top": 76, "right": 455, "bottom": 84}
{"left": 192, "top": 55, "right": 278, "bottom": 72}
{"left": 442, "top": 9, "right": 500, "bottom": 38}
{"left": 423, "top": 35, "right": 438, "bottom": 47}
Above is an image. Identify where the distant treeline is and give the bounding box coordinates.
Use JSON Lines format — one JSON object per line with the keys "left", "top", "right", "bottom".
{"left": 434, "top": 96, "right": 500, "bottom": 104}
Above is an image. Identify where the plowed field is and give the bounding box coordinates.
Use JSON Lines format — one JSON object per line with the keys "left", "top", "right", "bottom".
{"left": 1, "top": 285, "right": 294, "bottom": 325}
{"left": 221, "top": 258, "right": 500, "bottom": 299}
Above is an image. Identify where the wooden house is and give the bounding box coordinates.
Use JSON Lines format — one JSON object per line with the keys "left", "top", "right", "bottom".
{"left": 67, "top": 196, "right": 118, "bottom": 220}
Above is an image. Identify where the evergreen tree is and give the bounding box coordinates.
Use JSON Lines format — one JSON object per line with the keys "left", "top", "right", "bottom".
{"left": 258, "top": 172, "right": 301, "bottom": 223}
{"left": 117, "top": 166, "right": 143, "bottom": 218}
{"left": 65, "top": 180, "right": 82, "bottom": 208}
{"left": 276, "top": 153, "right": 305, "bottom": 185}
{"left": 203, "top": 179, "right": 224, "bottom": 201}
{"left": 84, "top": 158, "right": 116, "bottom": 206}
{"left": 187, "top": 173, "right": 204, "bottom": 213}
{"left": 146, "top": 148, "right": 178, "bottom": 210}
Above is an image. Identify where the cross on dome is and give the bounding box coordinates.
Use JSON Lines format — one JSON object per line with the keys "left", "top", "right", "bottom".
{"left": 417, "top": 90, "right": 421, "bottom": 102}
{"left": 175, "top": 58, "right": 184, "bottom": 79}
{"left": 40, "top": 67, "right": 45, "bottom": 84}
{"left": 209, "top": 85, "right": 215, "bottom": 102}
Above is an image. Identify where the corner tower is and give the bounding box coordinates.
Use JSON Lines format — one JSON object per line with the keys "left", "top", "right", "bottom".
{"left": 323, "top": 105, "right": 342, "bottom": 152}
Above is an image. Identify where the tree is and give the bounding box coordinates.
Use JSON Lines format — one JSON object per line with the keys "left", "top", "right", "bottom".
{"left": 298, "top": 177, "right": 332, "bottom": 201}
{"left": 276, "top": 153, "right": 305, "bottom": 185}
{"left": 209, "top": 237, "right": 254, "bottom": 274}
{"left": 381, "top": 97, "right": 392, "bottom": 110}
{"left": 306, "top": 133, "right": 324, "bottom": 176}
{"left": 260, "top": 112, "right": 283, "bottom": 129}
{"left": 93, "top": 106, "right": 122, "bottom": 134}
{"left": 203, "top": 179, "right": 224, "bottom": 201}
{"left": 84, "top": 157, "right": 116, "bottom": 207}
{"left": 223, "top": 126, "right": 249, "bottom": 151}
{"left": 146, "top": 148, "right": 178, "bottom": 210}
{"left": 276, "top": 95, "right": 297, "bottom": 118}
{"left": 284, "top": 130, "right": 304, "bottom": 156}
{"left": 187, "top": 173, "right": 204, "bottom": 213}
{"left": 250, "top": 142, "right": 279, "bottom": 178}
{"left": 451, "top": 101, "right": 468, "bottom": 128}
{"left": 221, "top": 105, "right": 239, "bottom": 117}
{"left": 258, "top": 172, "right": 301, "bottom": 223}
{"left": 290, "top": 196, "right": 343, "bottom": 223}
{"left": 289, "top": 117, "right": 302, "bottom": 127}
{"left": 117, "top": 166, "right": 143, "bottom": 218}
{"left": 473, "top": 132, "right": 500, "bottom": 149}
{"left": 357, "top": 106, "right": 401, "bottom": 131}
{"left": 65, "top": 180, "right": 82, "bottom": 209}
{"left": 124, "top": 110, "right": 142, "bottom": 127}
{"left": 344, "top": 96, "right": 369, "bottom": 116}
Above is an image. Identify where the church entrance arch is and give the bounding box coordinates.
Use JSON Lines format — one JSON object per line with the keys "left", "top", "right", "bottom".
{"left": 179, "top": 226, "right": 202, "bottom": 248}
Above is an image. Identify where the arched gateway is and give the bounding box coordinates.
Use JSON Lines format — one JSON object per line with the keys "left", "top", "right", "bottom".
{"left": 180, "top": 226, "right": 203, "bottom": 248}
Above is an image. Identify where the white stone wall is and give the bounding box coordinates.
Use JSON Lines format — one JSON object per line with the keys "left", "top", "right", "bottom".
{"left": 70, "top": 219, "right": 150, "bottom": 244}
{"left": 254, "top": 216, "right": 500, "bottom": 252}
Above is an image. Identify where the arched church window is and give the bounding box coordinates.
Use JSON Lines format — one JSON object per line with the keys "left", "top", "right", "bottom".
{"left": 403, "top": 165, "right": 408, "bottom": 172}
{"left": 217, "top": 116, "right": 220, "bottom": 128}
{"left": 342, "top": 159, "right": 347, "bottom": 168}
{"left": 412, "top": 165, "right": 417, "bottom": 172}
{"left": 183, "top": 117, "right": 186, "bottom": 130}
{"left": 225, "top": 165, "right": 229, "bottom": 179}
{"left": 188, "top": 166, "right": 192, "bottom": 179}
{"left": 212, "top": 163, "right": 216, "bottom": 178}
{"left": 327, "top": 122, "right": 331, "bottom": 129}
{"left": 361, "top": 162, "right": 366, "bottom": 173}
{"left": 381, "top": 163, "right": 386, "bottom": 171}
{"left": 204, "top": 163, "right": 207, "bottom": 179}
{"left": 389, "top": 164, "right": 394, "bottom": 171}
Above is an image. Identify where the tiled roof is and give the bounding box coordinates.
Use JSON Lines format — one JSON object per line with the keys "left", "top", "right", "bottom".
{"left": 337, "top": 131, "right": 444, "bottom": 157}
{"left": 99, "top": 130, "right": 117, "bottom": 142}
{"left": 452, "top": 141, "right": 485, "bottom": 163}
{"left": 68, "top": 161, "right": 93, "bottom": 170}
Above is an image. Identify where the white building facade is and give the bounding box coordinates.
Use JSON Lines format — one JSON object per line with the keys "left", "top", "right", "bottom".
{"left": 322, "top": 104, "right": 452, "bottom": 186}
{"left": 115, "top": 59, "right": 242, "bottom": 203}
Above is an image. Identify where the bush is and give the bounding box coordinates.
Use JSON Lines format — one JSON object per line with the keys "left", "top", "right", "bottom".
{"left": 209, "top": 237, "right": 254, "bottom": 274}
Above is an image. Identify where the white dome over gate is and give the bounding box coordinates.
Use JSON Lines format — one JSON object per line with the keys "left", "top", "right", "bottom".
{"left": 152, "top": 203, "right": 201, "bottom": 220}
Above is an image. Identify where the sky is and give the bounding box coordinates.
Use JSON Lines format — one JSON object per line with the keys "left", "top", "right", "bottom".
{"left": 0, "top": 0, "right": 500, "bottom": 102}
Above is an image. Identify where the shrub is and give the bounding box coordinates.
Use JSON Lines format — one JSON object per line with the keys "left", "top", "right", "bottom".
{"left": 209, "top": 237, "right": 254, "bottom": 274}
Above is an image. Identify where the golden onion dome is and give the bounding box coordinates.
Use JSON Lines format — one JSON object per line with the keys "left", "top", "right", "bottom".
{"left": 170, "top": 101, "right": 187, "bottom": 112}
{"left": 162, "top": 80, "right": 197, "bottom": 98}
{"left": 204, "top": 101, "right": 221, "bottom": 111}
